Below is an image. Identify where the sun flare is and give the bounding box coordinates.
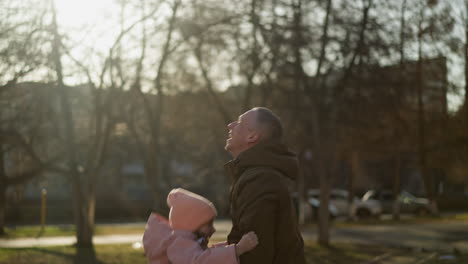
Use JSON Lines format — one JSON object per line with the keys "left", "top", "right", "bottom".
{"left": 54, "top": 0, "right": 115, "bottom": 29}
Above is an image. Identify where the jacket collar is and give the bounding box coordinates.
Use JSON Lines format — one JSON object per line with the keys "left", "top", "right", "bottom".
{"left": 224, "top": 138, "right": 298, "bottom": 183}
{"left": 224, "top": 139, "right": 283, "bottom": 179}
{"left": 224, "top": 158, "right": 240, "bottom": 181}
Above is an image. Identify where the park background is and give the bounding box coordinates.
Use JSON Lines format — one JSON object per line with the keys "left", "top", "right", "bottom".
{"left": 1, "top": 0, "right": 468, "bottom": 263}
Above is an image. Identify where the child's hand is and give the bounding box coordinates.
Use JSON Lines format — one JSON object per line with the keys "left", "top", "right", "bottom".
{"left": 235, "top": 231, "right": 259, "bottom": 256}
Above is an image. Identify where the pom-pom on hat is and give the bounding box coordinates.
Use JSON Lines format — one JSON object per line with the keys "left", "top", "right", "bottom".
{"left": 167, "top": 188, "right": 217, "bottom": 231}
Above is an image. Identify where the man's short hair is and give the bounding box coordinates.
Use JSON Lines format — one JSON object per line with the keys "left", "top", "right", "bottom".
{"left": 252, "top": 107, "right": 283, "bottom": 140}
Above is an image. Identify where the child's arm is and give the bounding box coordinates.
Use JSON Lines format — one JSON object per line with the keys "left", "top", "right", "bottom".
{"left": 167, "top": 237, "right": 238, "bottom": 264}
{"left": 210, "top": 232, "right": 259, "bottom": 253}
{"left": 167, "top": 232, "right": 258, "bottom": 264}
{"left": 235, "top": 232, "right": 259, "bottom": 256}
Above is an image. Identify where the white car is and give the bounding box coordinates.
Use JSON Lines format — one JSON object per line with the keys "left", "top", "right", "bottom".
{"left": 307, "top": 189, "right": 382, "bottom": 219}
{"left": 353, "top": 195, "right": 382, "bottom": 219}
{"left": 362, "top": 190, "right": 431, "bottom": 216}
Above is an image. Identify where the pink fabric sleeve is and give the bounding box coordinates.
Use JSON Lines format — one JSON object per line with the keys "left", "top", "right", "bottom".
{"left": 167, "top": 237, "right": 238, "bottom": 264}
{"left": 143, "top": 213, "right": 172, "bottom": 264}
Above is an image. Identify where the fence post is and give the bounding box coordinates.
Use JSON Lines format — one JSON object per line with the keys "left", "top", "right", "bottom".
{"left": 41, "top": 188, "right": 47, "bottom": 231}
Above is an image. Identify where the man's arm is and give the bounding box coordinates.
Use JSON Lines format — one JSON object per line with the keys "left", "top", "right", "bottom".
{"left": 235, "top": 174, "right": 280, "bottom": 264}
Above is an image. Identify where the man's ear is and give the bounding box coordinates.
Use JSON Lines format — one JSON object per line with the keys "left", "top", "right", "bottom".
{"left": 247, "top": 131, "right": 260, "bottom": 143}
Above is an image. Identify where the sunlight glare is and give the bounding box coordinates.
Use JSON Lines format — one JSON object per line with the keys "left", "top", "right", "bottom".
{"left": 132, "top": 242, "right": 143, "bottom": 249}
{"left": 54, "top": 0, "right": 119, "bottom": 52}
{"left": 53, "top": 0, "right": 121, "bottom": 85}
{"left": 54, "top": 0, "right": 115, "bottom": 29}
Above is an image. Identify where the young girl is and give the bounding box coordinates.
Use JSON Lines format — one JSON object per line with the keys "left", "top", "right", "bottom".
{"left": 143, "top": 188, "right": 258, "bottom": 264}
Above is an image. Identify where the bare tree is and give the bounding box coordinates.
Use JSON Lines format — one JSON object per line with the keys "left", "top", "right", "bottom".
{"left": 0, "top": 0, "right": 55, "bottom": 235}
{"left": 48, "top": 0, "right": 161, "bottom": 252}
{"left": 122, "top": 0, "right": 183, "bottom": 210}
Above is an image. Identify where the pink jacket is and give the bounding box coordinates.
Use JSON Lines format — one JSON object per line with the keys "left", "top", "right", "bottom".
{"left": 143, "top": 213, "right": 239, "bottom": 264}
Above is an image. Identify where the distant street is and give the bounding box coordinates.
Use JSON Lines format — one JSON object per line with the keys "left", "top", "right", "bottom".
{"left": 303, "top": 221, "right": 468, "bottom": 253}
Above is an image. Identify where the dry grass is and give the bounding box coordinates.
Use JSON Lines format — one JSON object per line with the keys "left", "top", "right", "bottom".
{"left": 2, "top": 242, "right": 462, "bottom": 264}
{"left": 0, "top": 244, "right": 146, "bottom": 264}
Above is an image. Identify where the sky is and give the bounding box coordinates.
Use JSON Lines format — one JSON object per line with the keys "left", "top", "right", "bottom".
{"left": 54, "top": 0, "right": 120, "bottom": 50}
{"left": 55, "top": 0, "right": 115, "bottom": 29}
{"left": 53, "top": 0, "right": 133, "bottom": 85}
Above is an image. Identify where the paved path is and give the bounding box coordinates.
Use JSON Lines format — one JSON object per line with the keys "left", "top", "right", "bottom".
{"left": 0, "top": 234, "right": 144, "bottom": 248}
{"left": 1, "top": 220, "right": 468, "bottom": 254}
{"left": 302, "top": 220, "right": 468, "bottom": 253}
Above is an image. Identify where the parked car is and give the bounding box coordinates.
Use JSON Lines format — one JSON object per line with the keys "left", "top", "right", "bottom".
{"left": 361, "top": 190, "right": 432, "bottom": 215}
{"left": 307, "top": 197, "right": 339, "bottom": 220}
{"left": 307, "top": 189, "right": 351, "bottom": 216}
{"left": 291, "top": 192, "right": 338, "bottom": 222}
{"left": 353, "top": 197, "right": 382, "bottom": 219}
{"left": 307, "top": 189, "right": 382, "bottom": 219}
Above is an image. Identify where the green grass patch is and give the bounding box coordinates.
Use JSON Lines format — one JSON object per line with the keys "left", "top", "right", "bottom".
{"left": 0, "top": 242, "right": 389, "bottom": 264}
{"left": 0, "top": 244, "right": 146, "bottom": 264}
{"left": 3, "top": 226, "right": 75, "bottom": 238}
{"left": 454, "top": 213, "right": 468, "bottom": 221}
{"left": 5, "top": 212, "right": 468, "bottom": 239}
{"left": 3, "top": 225, "right": 145, "bottom": 239}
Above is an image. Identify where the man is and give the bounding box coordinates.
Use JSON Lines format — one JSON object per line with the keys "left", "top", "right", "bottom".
{"left": 224, "top": 107, "right": 306, "bottom": 264}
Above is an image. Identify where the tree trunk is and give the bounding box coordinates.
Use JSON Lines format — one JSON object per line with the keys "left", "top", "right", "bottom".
{"left": 313, "top": 0, "right": 332, "bottom": 90}
{"left": 399, "top": 0, "right": 407, "bottom": 67}
{"left": 297, "top": 154, "right": 306, "bottom": 225}
{"left": 348, "top": 151, "right": 360, "bottom": 220}
{"left": 317, "top": 157, "right": 330, "bottom": 246}
{"left": 0, "top": 185, "right": 5, "bottom": 236}
{"left": 74, "top": 245, "right": 97, "bottom": 264}
{"left": 144, "top": 154, "right": 165, "bottom": 211}
{"left": 50, "top": 0, "right": 95, "bottom": 249}
{"left": 391, "top": 0, "right": 406, "bottom": 222}
{"left": 465, "top": 0, "right": 468, "bottom": 108}
{"left": 76, "top": 181, "right": 96, "bottom": 247}
{"left": 0, "top": 144, "right": 6, "bottom": 236}
{"left": 416, "top": 13, "right": 438, "bottom": 215}
{"left": 304, "top": 0, "right": 332, "bottom": 245}
{"left": 392, "top": 154, "right": 401, "bottom": 220}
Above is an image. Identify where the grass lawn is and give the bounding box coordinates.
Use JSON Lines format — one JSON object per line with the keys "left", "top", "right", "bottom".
{"left": 0, "top": 244, "right": 146, "bottom": 264}
{"left": 2, "top": 214, "right": 467, "bottom": 263}
{"left": 1, "top": 241, "right": 467, "bottom": 264}
{"left": 3, "top": 213, "right": 467, "bottom": 239}
{"left": 0, "top": 242, "right": 425, "bottom": 264}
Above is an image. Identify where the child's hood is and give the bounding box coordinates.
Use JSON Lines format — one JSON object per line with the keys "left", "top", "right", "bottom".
{"left": 143, "top": 213, "right": 173, "bottom": 262}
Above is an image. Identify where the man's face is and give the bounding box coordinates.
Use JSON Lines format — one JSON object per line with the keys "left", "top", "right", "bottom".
{"left": 225, "top": 109, "right": 258, "bottom": 157}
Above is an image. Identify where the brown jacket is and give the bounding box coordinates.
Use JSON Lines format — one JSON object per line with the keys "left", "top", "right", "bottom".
{"left": 225, "top": 139, "right": 306, "bottom": 264}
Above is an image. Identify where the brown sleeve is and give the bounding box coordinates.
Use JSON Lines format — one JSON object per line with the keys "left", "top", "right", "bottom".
{"left": 234, "top": 173, "right": 281, "bottom": 264}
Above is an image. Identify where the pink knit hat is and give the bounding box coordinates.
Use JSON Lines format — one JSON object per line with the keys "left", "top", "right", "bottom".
{"left": 167, "top": 188, "right": 217, "bottom": 231}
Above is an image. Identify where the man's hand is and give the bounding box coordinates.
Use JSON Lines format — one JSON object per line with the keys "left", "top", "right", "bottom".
{"left": 235, "top": 231, "right": 259, "bottom": 256}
